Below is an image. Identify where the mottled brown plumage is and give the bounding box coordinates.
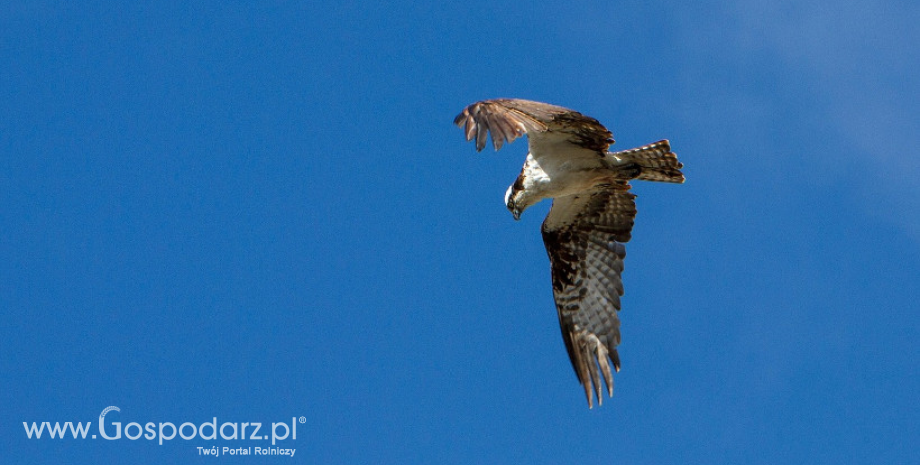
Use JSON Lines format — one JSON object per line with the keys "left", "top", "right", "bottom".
{"left": 454, "top": 98, "right": 613, "bottom": 153}
{"left": 454, "top": 98, "right": 684, "bottom": 407}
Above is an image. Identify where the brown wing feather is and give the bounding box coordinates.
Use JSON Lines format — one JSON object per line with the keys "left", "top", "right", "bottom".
{"left": 454, "top": 99, "right": 614, "bottom": 152}
{"left": 541, "top": 183, "right": 637, "bottom": 408}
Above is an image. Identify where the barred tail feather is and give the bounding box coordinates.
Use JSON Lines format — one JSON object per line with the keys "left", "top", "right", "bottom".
{"left": 612, "top": 140, "right": 685, "bottom": 183}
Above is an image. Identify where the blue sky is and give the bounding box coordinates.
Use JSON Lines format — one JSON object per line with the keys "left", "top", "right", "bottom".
{"left": 2, "top": 1, "right": 918, "bottom": 463}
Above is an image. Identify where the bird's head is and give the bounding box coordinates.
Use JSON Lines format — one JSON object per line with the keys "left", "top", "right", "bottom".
{"left": 504, "top": 183, "right": 527, "bottom": 221}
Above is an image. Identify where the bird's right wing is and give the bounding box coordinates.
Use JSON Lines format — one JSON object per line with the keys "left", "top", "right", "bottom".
{"left": 541, "top": 183, "right": 637, "bottom": 407}
{"left": 453, "top": 99, "right": 614, "bottom": 153}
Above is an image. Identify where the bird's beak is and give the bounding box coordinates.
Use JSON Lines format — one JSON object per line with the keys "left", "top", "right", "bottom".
{"left": 512, "top": 209, "right": 521, "bottom": 221}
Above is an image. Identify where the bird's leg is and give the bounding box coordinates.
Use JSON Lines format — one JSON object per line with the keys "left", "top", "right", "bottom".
{"left": 604, "top": 155, "right": 643, "bottom": 179}
{"left": 614, "top": 162, "right": 642, "bottom": 179}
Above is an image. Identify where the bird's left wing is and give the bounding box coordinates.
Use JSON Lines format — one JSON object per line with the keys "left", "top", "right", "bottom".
{"left": 453, "top": 99, "right": 613, "bottom": 152}
{"left": 541, "top": 183, "right": 637, "bottom": 407}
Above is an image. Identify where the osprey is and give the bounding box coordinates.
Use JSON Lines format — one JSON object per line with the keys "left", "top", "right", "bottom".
{"left": 454, "top": 98, "right": 684, "bottom": 408}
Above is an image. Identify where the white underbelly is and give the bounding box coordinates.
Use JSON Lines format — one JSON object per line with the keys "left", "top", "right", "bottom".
{"left": 526, "top": 165, "right": 609, "bottom": 199}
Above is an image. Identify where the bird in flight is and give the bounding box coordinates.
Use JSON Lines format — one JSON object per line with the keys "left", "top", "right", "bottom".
{"left": 454, "top": 98, "right": 684, "bottom": 408}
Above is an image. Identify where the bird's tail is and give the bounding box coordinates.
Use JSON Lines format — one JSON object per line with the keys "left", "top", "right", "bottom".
{"left": 611, "top": 140, "right": 685, "bottom": 183}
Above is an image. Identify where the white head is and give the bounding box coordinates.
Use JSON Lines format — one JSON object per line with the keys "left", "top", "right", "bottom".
{"left": 504, "top": 180, "right": 532, "bottom": 221}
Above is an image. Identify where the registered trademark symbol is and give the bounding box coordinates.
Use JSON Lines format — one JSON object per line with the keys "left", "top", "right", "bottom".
{"left": 299, "top": 416, "right": 306, "bottom": 424}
